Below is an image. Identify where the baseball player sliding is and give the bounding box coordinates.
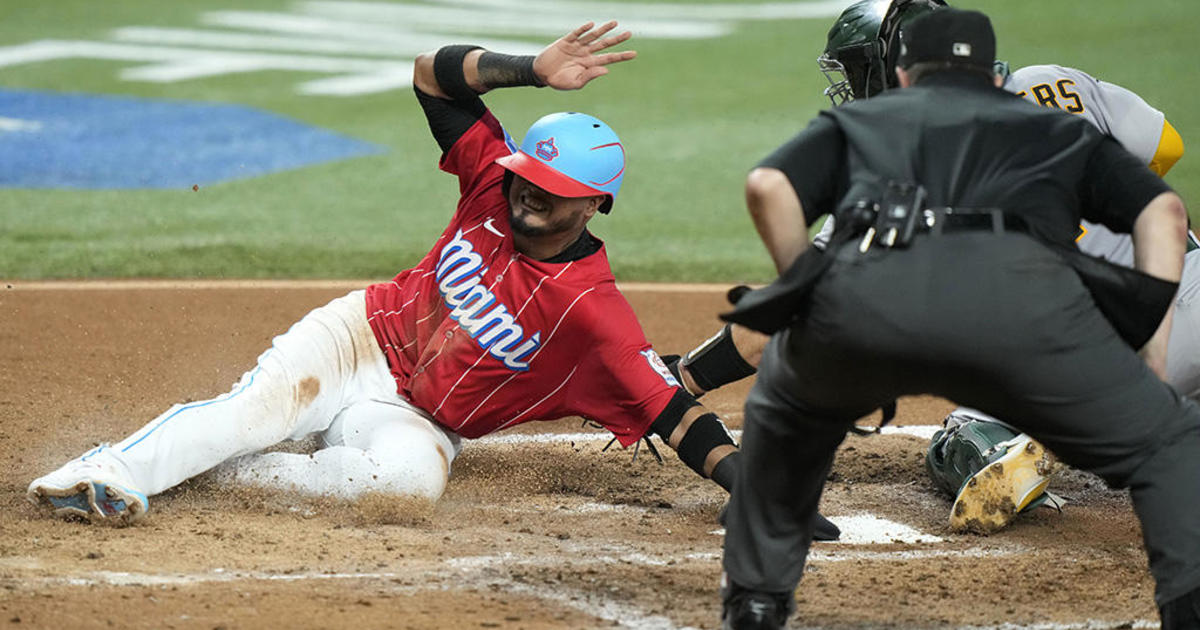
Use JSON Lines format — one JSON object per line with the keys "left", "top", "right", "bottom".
{"left": 27, "top": 22, "right": 749, "bottom": 525}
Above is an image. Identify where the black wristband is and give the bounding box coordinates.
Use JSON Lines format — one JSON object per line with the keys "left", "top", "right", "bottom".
{"left": 433, "top": 44, "right": 484, "bottom": 101}
{"left": 709, "top": 451, "right": 740, "bottom": 493}
{"left": 477, "top": 52, "right": 545, "bottom": 89}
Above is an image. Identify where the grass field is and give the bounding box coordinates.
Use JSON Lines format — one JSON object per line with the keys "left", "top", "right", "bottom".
{"left": 2, "top": 0, "right": 1198, "bottom": 281}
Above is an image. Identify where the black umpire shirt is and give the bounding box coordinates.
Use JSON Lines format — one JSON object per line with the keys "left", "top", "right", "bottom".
{"left": 761, "top": 71, "right": 1171, "bottom": 248}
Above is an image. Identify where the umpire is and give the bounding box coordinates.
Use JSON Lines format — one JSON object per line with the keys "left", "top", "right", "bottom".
{"left": 718, "top": 8, "right": 1200, "bottom": 630}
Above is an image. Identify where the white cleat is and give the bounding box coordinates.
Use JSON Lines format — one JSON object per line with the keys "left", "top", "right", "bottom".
{"left": 27, "top": 448, "right": 149, "bottom": 524}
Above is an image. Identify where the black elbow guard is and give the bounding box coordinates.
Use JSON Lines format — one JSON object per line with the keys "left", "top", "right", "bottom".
{"left": 676, "top": 412, "right": 738, "bottom": 478}
{"left": 682, "top": 324, "right": 756, "bottom": 392}
{"left": 433, "top": 44, "right": 484, "bottom": 101}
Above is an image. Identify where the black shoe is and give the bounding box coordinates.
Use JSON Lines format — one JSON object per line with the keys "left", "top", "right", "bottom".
{"left": 812, "top": 511, "right": 841, "bottom": 542}
{"left": 721, "top": 585, "right": 791, "bottom": 630}
{"left": 717, "top": 503, "right": 841, "bottom": 542}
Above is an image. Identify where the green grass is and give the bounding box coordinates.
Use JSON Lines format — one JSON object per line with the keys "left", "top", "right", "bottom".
{"left": 2, "top": 0, "right": 1199, "bottom": 281}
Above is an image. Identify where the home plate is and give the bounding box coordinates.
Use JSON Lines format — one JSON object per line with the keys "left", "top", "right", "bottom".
{"left": 710, "top": 514, "right": 942, "bottom": 544}
{"left": 828, "top": 514, "right": 943, "bottom": 544}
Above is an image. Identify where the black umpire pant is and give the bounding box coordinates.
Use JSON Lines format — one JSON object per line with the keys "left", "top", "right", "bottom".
{"left": 722, "top": 230, "right": 1200, "bottom": 609}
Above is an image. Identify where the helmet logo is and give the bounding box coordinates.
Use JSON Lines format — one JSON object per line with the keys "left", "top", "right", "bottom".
{"left": 535, "top": 137, "right": 558, "bottom": 162}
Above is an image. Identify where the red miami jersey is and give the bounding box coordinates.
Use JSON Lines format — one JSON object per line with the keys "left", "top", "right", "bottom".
{"left": 365, "top": 108, "right": 679, "bottom": 446}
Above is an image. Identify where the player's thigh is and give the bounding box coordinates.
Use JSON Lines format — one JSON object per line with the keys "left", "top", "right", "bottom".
{"left": 260, "top": 290, "right": 390, "bottom": 437}
{"left": 323, "top": 399, "right": 460, "bottom": 470}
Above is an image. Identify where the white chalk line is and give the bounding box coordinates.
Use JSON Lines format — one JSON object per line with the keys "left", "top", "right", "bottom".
{"left": 26, "top": 551, "right": 707, "bottom": 630}
{"left": 473, "top": 424, "right": 939, "bottom": 446}
{"left": 17, "top": 546, "right": 1154, "bottom": 630}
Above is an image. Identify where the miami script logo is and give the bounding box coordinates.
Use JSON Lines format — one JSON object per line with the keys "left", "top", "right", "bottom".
{"left": 436, "top": 230, "right": 541, "bottom": 371}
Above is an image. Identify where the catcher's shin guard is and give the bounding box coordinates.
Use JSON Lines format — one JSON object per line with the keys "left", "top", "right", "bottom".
{"left": 949, "top": 435, "right": 1055, "bottom": 534}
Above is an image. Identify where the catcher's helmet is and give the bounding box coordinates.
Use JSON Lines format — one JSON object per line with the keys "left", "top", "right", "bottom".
{"left": 818, "top": 0, "right": 947, "bottom": 105}
{"left": 495, "top": 112, "right": 625, "bottom": 214}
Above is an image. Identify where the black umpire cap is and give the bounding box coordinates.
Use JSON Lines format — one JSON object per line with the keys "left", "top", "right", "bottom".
{"left": 896, "top": 7, "right": 996, "bottom": 71}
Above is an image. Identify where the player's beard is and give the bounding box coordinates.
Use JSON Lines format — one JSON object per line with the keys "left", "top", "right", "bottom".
{"left": 507, "top": 181, "right": 590, "bottom": 239}
{"left": 508, "top": 209, "right": 583, "bottom": 238}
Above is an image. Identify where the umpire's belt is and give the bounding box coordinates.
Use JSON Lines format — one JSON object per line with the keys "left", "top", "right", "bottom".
{"left": 920, "top": 207, "right": 1029, "bottom": 236}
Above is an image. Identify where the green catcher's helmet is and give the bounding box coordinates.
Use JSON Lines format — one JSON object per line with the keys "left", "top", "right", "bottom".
{"left": 818, "top": 0, "right": 947, "bottom": 105}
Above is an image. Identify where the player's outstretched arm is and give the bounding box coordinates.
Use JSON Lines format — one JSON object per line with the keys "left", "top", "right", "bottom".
{"left": 412, "top": 21, "right": 635, "bottom": 100}
{"left": 531, "top": 21, "right": 637, "bottom": 91}
{"left": 648, "top": 390, "right": 740, "bottom": 490}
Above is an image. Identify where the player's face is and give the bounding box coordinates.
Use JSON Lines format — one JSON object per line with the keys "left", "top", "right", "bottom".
{"left": 507, "top": 174, "right": 601, "bottom": 239}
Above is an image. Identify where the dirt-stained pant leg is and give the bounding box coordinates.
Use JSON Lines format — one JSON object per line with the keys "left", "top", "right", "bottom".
{"left": 105, "top": 290, "right": 392, "bottom": 495}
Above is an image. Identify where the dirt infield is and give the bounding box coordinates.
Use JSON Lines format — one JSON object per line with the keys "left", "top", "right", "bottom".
{"left": 0, "top": 282, "right": 1157, "bottom": 629}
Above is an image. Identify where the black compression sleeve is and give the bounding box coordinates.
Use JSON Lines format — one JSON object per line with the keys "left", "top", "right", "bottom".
{"left": 414, "top": 87, "right": 485, "bottom": 153}
{"left": 477, "top": 52, "right": 544, "bottom": 89}
{"left": 709, "top": 451, "right": 739, "bottom": 493}
{"left": 433, "top": 45, "right": 484, "bottom": 102}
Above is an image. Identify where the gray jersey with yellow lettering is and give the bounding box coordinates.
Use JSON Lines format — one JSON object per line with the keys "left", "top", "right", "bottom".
{"left": 815, "top": 64, "right": 1189, "bottom": 259}
{"left": 1005, "top": 64, "right": 1179, "bottom": 265}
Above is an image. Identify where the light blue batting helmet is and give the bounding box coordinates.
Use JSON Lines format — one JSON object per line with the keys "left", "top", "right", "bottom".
{"left": 495, "top": 112, "right": 625, "bottom": 213}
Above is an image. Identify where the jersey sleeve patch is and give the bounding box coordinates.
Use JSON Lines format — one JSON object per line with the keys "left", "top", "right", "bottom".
{"left": 641, "top": 349, "right": 681, "bottom": 388}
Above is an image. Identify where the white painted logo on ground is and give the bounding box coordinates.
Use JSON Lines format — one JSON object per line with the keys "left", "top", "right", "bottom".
{"left": 0, "top": 0, "right": 857, "bottom": 96}
{"left": 0, "top": 116, "right": 43, "bottom": 132}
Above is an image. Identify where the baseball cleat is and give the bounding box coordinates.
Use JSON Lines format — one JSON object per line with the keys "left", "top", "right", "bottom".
{"left": 721, "top": 589, "right": 791, "bottom": 630}
{"left": 949, "top": 435, "right": 1054, "bottom": 534}
{"left": 27, "top": 451, "right": 149, "bottom": 524}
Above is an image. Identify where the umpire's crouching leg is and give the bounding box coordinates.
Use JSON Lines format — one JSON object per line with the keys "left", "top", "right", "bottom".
{"left": 720, "top": 334, "right": 862, "bottom": 607}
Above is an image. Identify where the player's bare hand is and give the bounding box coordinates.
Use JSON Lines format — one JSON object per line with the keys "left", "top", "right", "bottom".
{"left": 534, "top": 21, "right": 637, "bottom": 90}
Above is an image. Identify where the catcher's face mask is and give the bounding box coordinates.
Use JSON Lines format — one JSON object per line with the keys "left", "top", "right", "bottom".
{"left": 819, "top": 42, "right": 887, "bottom": 105}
